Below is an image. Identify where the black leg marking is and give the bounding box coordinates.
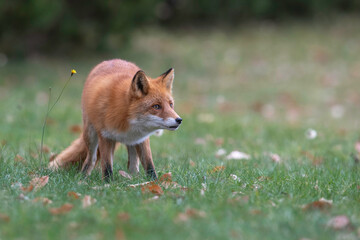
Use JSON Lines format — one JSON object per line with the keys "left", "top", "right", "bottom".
{"left": 146, "top": 164, "right": 157, "bottom": 180}
{"left": 104, "top": 163, "right": 113, "bottom": 182}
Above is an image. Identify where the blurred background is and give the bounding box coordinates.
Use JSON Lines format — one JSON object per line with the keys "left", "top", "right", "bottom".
{"left": 1, "top": 0, "right": 360, "bottom": 56}
{"left": 1, "top": 0, "right": 360, "bottom": 148}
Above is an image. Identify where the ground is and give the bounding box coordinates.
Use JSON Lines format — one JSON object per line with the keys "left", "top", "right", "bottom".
{"left": 1, "top": 17, "right": 360, "bottom": 240}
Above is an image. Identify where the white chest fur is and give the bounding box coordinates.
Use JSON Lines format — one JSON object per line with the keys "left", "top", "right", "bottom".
{"left": 101, "top": 116, "right": 162, "bottom": 145}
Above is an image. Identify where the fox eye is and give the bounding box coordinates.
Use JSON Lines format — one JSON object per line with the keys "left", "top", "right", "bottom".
{"left": 170, "top": 103, "right": 173, "bottom": 108}
{"left": 153, "top": 104, "right": 161, "bottom": 110}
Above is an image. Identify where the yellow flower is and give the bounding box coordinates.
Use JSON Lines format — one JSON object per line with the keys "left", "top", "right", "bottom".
{"left": 71, "top": 69, "right": 77, "bottom": 76}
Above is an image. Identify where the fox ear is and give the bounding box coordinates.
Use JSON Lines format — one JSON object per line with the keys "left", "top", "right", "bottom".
{"left": 160, "top": 68, "right": 174, "bottom": 92}
{"left": 131, "top": 70, "right": 149, "bottom": 97}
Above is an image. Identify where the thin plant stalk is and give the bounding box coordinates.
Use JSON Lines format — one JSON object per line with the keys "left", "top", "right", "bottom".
{"left": 40, "top": 70, "right": 76, "bottom": 163}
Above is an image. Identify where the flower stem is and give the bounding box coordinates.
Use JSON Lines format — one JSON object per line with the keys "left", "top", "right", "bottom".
{"left": 40, "top": 73, "right": 74, "bottom": 163}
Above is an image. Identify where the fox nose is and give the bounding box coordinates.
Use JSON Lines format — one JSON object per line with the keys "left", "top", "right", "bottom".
{"left": 175, "top": 118, "right": 182, "bottom": 124}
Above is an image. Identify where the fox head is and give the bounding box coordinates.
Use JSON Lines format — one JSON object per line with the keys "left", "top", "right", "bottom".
{"left": 128, "top": 68, "right": 182, "bottom": 131}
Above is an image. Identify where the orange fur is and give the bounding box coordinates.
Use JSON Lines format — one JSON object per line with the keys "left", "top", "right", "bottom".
{"left": 49, "top": 59, "right": 182, "bottom": 181}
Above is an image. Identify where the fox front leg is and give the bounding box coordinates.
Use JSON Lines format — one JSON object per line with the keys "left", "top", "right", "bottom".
{"left": 135, "top": 138, "right": 157, "bottom": 180}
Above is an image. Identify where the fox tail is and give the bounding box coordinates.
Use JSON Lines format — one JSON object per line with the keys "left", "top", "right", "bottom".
{"left": 49, "top": 137, "right": 87, "bottom": 170}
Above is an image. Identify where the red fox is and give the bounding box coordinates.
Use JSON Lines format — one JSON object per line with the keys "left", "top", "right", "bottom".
{"left": 49, "top": 59, "right": 182, "bottom": 181}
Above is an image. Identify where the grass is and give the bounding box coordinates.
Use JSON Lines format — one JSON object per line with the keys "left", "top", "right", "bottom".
{"left": 1, "top": 17, "right": 360, "bottom": 239}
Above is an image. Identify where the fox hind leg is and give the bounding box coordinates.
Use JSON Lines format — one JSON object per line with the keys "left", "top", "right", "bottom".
{"left": 127, "top": 145, "right": 140, "bottom": 175}
{"left": 81, "top": 124, "right": 99, "bottom": 176}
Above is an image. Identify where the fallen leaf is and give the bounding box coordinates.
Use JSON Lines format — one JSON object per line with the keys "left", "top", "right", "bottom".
{"left": 0, "top": 213, "right": 10, "bottom": 222}
{"left": 40, "top": 145, "right": 50, "bottom": 153}
{"left": 14, "top": 154, "right": 25, "bottom": 163}
{"left": 82, "top": 195, "right": 96, "bottom": 208}
{"left": 250, "top": 209, "right": 262, "bottom": 215}
{"left": 210, "top": 166, "right": 225, "bottom": 174}
{"left": 30, "top": 176, "right": 49, "bottom": 191}
{"left": 159, "top": 172, "right": 172, "bottom": 182}
{"left": 302, "top": 198, "right": 333, "bottom": 211}
{"left": 117, "top": 212, "right": 130, "bottom": 222}
{"left": 189, "top": 160, "right": 196, "bottom": 167}
{"left": 116, "top": 229, "right": 126, "bottom": 240}
{"left": 327, "top": 215, "right": 352, "bottom": 230}
{"left": 67, "top": 191, "right": 81, "bottom": 200}
{"left": 33, "top": 197, "right": 52, "bottom": 205}
{"left": 226, "top": 151, "right": 250, "bottom": 160}
{"left": 301, "top": 151, "right": 323, "bottom": 165}
{"left": 215, "top": 138, "right": 224, "bottom": 146}
{"left": 128, "top": 181, "right": 151, "bottom": 188}
{"left": 21, "top": 184, "right": 34, "bottom": 193}
{"left": 266, "top": 152, "right": 281, "bottom": 163}
{"left": 141, "top": 183, "right": 163, "bottom": 196}
{"left": 174, "top": 208, "right": 206, "bottom": 223}
{"left": 119, "top": 170, "right": 132, "bottom": 180}
{"left": 215, "top": 148, "right": 227, "bottom": 158}
{"left": 49, "top": 203, "right": 73, "bottom": 215}
{"left": 143, "top": 195, "right": 160, "bottom": 203}
{"left": 69, "top": 125, "right": 82, "bottom": 134}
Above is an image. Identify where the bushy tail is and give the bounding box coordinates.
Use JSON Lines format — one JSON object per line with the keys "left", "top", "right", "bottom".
{"left": 49, "top": 137, "right": 87, "bottom": 170}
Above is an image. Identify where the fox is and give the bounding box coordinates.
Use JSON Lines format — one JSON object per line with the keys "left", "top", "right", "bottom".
{"left": 49, "top": 59, "right": 182, "bottom": 181}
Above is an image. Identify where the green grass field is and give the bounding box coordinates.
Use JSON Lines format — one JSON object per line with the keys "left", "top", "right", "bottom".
{"left": 1, "top": 17, "right": 360, "bottom": 240}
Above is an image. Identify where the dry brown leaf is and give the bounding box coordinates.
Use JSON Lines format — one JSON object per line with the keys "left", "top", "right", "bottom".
{"left": 174, "top": 208, "right": 206, "bottom": 223}
{"left": 14, "top": 154, "right": 25, "bottom": 163}
{"left": 69, "top": 125, "right": 82, "bottom": 134}
{"left": 189, "top": 160, "right": 196, "bottom": 167}
{"left": 119, "top": 170, "right": 132, "bottom": 180}
{"left": 0, "top": 213, "right": 10, "bottom": 222}
{"left": 82, "top": 195, "right": 96, "bottom": 208}
{"left": 116, "top": 229, "right": 126, "bottom": 240}
{"left": 117, "top": 212, "right": 130, "bottom": 222}
{"left": 40, "top": 145, "right": 50, "bottom": 153}
{"left": 265, "top": 152, "right": 281, "bottom": 163}
{"left": 33, "top": 197, "right": 52, "bottom": 205}
{"left": 301, "top": 151, "right": 323, "bottom": 165}
{"left": 49, "top": 203, "right": 73, "bottom": 215}
{"left": 128, "top": 181, "right": 150, "bottom": 188}
{"left": 67, "top": 191, "right": 81, "bottom": 200}
{"left": 215, "top": 138, "right": 224, "bottom": 147}
{"left": 159, "top": 172, "right": 172, "bottom": 182}
{"left": 302, "top": 198, "right": 333, "bottom": 211}
{"left": 141, "top": 183, "right": 163, "bottom": 196}
{"left": 327, "top": 215, "right": 352, "bottom": 230}
{"left": 250, "top": 209, "right": 262, "bottom": 215}
{"left": 21, "top": 184, "right": 34, "bottom": 193}
{"left": 210, "top": 166, "right": 225, "bottom": 174}
{"left": 30, "top": 176, "right": 49, "bottom": 191}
